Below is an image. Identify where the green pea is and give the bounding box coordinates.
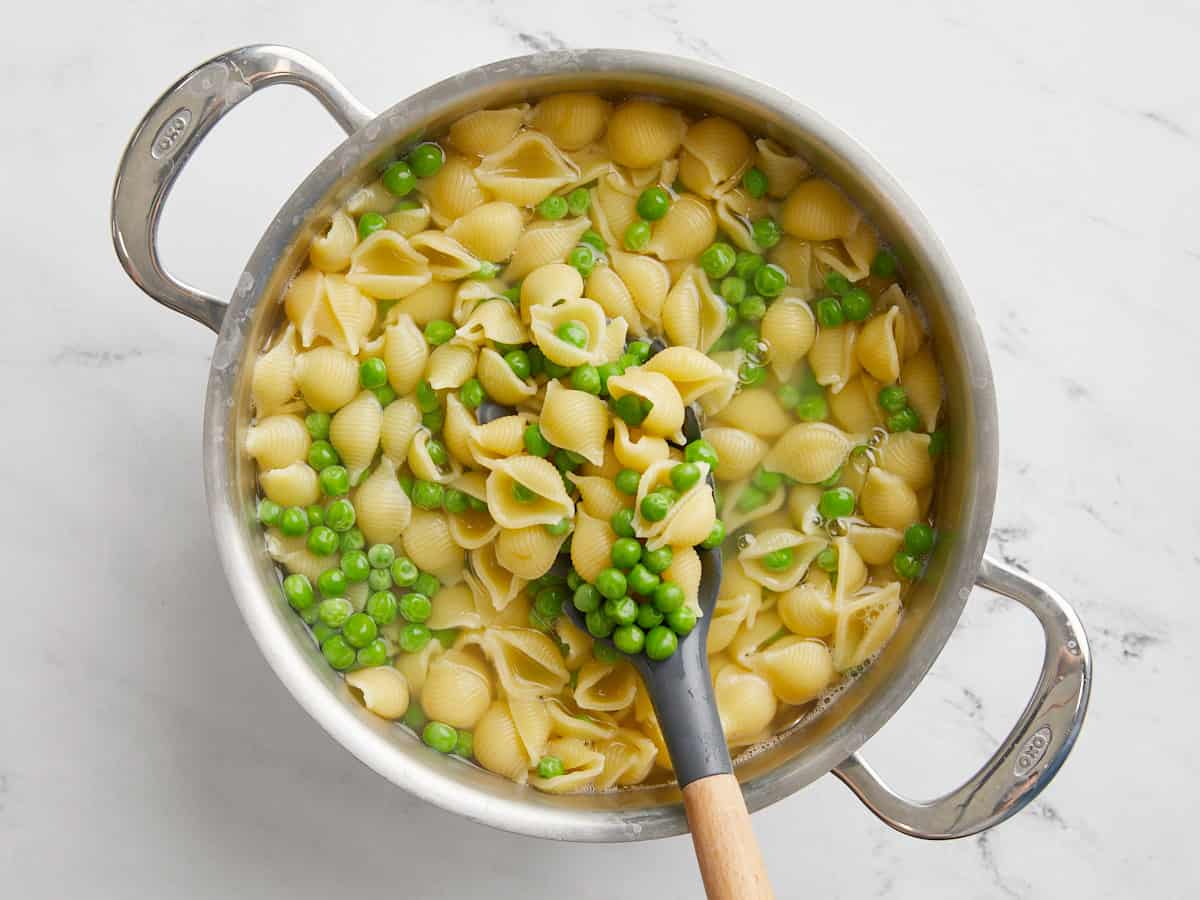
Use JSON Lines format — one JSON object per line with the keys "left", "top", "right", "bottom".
{"left": 360, "top": 544, "right": 391, "bottom": 571}
{"left": 542, "top": 358, "right": 571, "bottom": 380}
{"left": 400, "top": 702, "right": 427, "bottom": 733}
{"left": 734, "top": 486, "right": 768, "bottom": 513}
{"left": 418, "top": 320, "right": 453, "bottom": 347}
{"left": 754, "top": 263, "right": 788, "bottom": 298}
{"left": 636, "top": 186, "right": 671, "bottom": 221}
{"left": 734, "top": 251, "right": 764, "bottom": 280}
{"left": 382, "top": 160, "right": 416, "bottom": 197}
{"left": 611, "top": 507, "right": 636, "bottom": 538}
{"left": 373, "top": 385, "right": 397, "bottom": 407}
{"left": 318, "top": 596, "right": 353, "bottom": 628}
{"left": 670, "top": 462, "right": 702, "bottom": 493}
{"left": 339, "top": 528, "right": 365, "bottom": 553}
{"left": 476, "top": 261, "right": 505, "bottom": 281}
{"left": 842, "top": 288, "right": 873, "bottom": 322}
{"left": 928, "top": 429, "right": 947, "bottom": 456}
{"left": 690, "top": 522, "right": 721, "bottom": 555}
{"left": 365, "top": 590, "right": 398, "bottom": 625}
{"left": 341, "top": 612, "right": 376, "bottom": 649}
{"left": 537, "top": 195, "right": 568, "bottom": 220}
{"left": 700, "top": 242, "right": 737, "bottom": 279}
{"left": 459, "top": 378, "right": 485, "bottom": 409}
{"left": 580, "top": 229, "right": 607, "bottom": 254}
{"left": 595, "top": 568, "right": 628, "bottom": 601}
{"left": 667, "top": 605, "right": 698, "bottom": 636}
{"left": 315, "top": 466, "right": 347, "bottom": 499}
{"left": 307, "top": 505, "right": 325, "bottom": 527}
{"left": 534, "top": 586, "right": 567, "bottom": 620}
{"left": 605, "top": 596, "right": 638, "bottom": 626}
{"left": 815, "top": 297, "right": 845, "bottom": 329}
{"left": 585, "top": 608, "right": 615, "bottom": 638}
{"left": 454, "top": 730, "right": 474, "bottom": 758}
{"left": 366, "top": 567, "right": 392, "bottom": 592}
{"left": 397, "top": 622, "right": 432, "bottom": 653}
{"left": 752, "top": 218, "right": 783, "bottom": 250}
{"left": 389, "top": 558, "right": 418, "bottom": 588}
{"left": 870, "top": 387, "right": 908, "bottom": 417}
{"left": 613, "top": 393, "right": 650, "bottom": 427}
{"left": 257, "top": 499, "right": 282, "bottom": 527}
{"left": 414, "top": 572, "right": 440, "bottom": 598}
{"left": 412, "top": 480, "right": 445, "bottom": 510}
{"left": 522, "top": 423, "right": 552, "bottom": 458}
{"left": 648, "top": 547, "right": 676, "bottom": 573}
{"left": 684, "top": 439, "right": 720, "bottom": 469}
{"left": 591, "top": 640, "right": 619, "bottom": 664}
{"left": 871, "top": 248, "right": 898, "bottom": 278}
{"left": 442, "top": 488, "right": 468, "bottom": 515}
{"left": 905, "top": 523, "right": 936, "bottom": 555}
{"left": 613, "top": 469, "right": 640, "bottom": 496}
{"left": 772, "top": 384, "right": 801, "bottom": 411}
{"left": 566, "top": 187, "right": 591, "bottom": 216}
{"left": 544, "top": 517, "right": 572, "bottom": 537}
{"left": 318, "top": 566, "right": 349, "bottom": 598}
{"left": 596, "top": 361, "right": 623, "bottom": 395}
{"left": 738, "top": 295, "right": 767, "bottom": 321}
{"left": 408, "top": 142, "right": 445, "bottom": 178}
{"left": 398, "top": 474, "right": 414, "bottom": 497}
{"left": 510, "top": 481, "right": 535, "bottom": 505}
{"left": 307, "top": 440, "right": 339, "bottom": 471}
{"left": 819, "top": 487, "right": 856, "bottom": 519}
{"left": 425, "top": 408, "right": 446, "bottom": 433}
{"left": 321, "top": 634, "right": 356, "bottom": 670}
{"left": 396, "top": 592, "right": 431, "bottom": 624}
{"left": 426, "top": 440, "right": 450, "bottom": 470}
{"left": 283, "top": 574, "right": 315, "bottom": 611}
{"left": 325, "top": 499, "right": 356, "bottom": 533}
{"left": 358, "top": 212, "right": 387, "bottom": 240}
{"left": 565, "top": 365, "right": 599, "bottom": 396}
{"left": 763, "top": 548, "right": 795, "bottom": 572}
{"left": 752, "top": 469, "right": 784, "bottom": 494}
{"left": 566, "top": 570, "right": 583, "bottom": 592}
{"left": 645, "top": 626, "right": 678, "bottom": 661}
{"left": 555, "top": 320, "right": 589, "bottom": 349}
{"left": 611, "top": 623, "right": 645, "bottom": 655}
{"left": 423, "top": 720, "right": 458, "bottom": 753}
{"left": 653, "top": 581, "right": 685, "bottom": 614}
{"left": 639, "top": 492, "right": 671, "bottom": 522}
{"left": 717, "top": 277, "right": 748, "bottom": 309}
{"left": 415, "top": 380, "right": 439, "bottom": 414}
{"left": 303, "top": 525, "right": 335, "bottom": 556}
{"left": 816, "top": 546, "right": 839, "bottom": 573}
{"left": 627, "top": 564, "right": 660, "bottom": 597}
{"left": 311, "top": 622, "right": 336, "bottom": 646}
{"left": 537, "top": 755, "right": 566, "bottom": 779}
{"left": 500, "top": 285, "right": 521, "bottom": 306}
{"left": 795, "top": 393, "right": 828, "bottom": 422}
{"left": 624, "top": 220, "right": 652, "bottom": 251}
{"left": 339, "top": 549, "right": 370, "bottom": 583}
{"left": 305, "top": 411, "right": 331, "bottom": 440}
{"left": 279, "top": 506, "right": 309, "bottom": 537}
{"left": 887, "top": 408, "right": 920, "bottom": 433}
{"left": 567, "top": 243, "right": 596, "bottom": 278}
{"left": 742, "top": 166, "right": 768, "bottom": 198}
{"left": 625, "top": 340, "right": 652, "bottom": 363}
{"left": 636, "top": 604, "right": 664, "bottom": 631}
{"left": 610, "top": 538, "right": 642, "bottom": 570}
{"left": 893, "top": 550, "right": 922, "bottom": 580}
{"left": 357, "top": 357, "right": 386, "bottom": 390}
{"left": 736, "top": 326, "right": 762, "bottom": 355}
{"left": 740, "top": 363, "right": 768, "bottom": 389}
{"left": 570, "top": 584, "right": 600, "bottom": 615}
{"left": 825, "top": 271, "right": 852, "bottom": 296}
{"left": 466, "top": 495, "right": 488, "bottom": 513}
{"left": 356, "top": 639, "right": 389, "bottom": 668}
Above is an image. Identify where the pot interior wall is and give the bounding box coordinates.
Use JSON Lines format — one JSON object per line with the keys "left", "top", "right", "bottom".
{"left": 218, "top": 56, "right": 996, "bottom": 838}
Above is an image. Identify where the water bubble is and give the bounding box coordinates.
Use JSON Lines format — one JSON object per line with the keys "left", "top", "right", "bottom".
{"left": 736, "top": 532, "right": 756, "bottom": 552}
{"left": 827, "top": 518, "right": 848, "bottom": 537}
{"left": 755, "top": 339, "right": 771, "bottom": 360}
{"left": 868, "top": 427, "right": 888, "bottom": 448}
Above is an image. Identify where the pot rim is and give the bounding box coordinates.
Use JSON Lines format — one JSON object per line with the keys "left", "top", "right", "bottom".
{"left": 202, "top": 48, "right": 999, "bottom": 841}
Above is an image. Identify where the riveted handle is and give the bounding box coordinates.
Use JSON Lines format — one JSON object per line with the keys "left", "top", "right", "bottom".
{"left": 110, "top": 44, "right": 373, "bottom": 332}
{"left": 833, "top": 556, "right": 1092, "bottom": 839}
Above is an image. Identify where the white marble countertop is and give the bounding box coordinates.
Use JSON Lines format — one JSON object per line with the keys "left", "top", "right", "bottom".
{"left": 3, "top": 1, "right": 1196, "bottom": 897}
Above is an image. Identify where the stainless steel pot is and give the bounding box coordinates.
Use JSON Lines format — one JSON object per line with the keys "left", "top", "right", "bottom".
{"left": 111, "top": 45, "right": 1091, "bottom": 842}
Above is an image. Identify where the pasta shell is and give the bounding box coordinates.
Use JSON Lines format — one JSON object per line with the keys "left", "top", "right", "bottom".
{"left": 665, "top": 546, "right": 703, "bottom": 614}
{"left": 422, "top": 648, "right": 493, "bottom": 728}
{"left": 529, "top": 736, "right": 605, "bottom": 793}
{"left": 294, "top": 346, "right": 359, "bottom": 413}
{"left": 418, "top": 154, "right": 487, "bottom": 226}
{"left": 427, "top": 582, "right": 484, "bottom": 630}
{"left": 761, "top": 295, "right": 816, "bottom": 380}
{"left": 715, "top": 665, "right": 776, "bottom": 746}
{"left": 586, "top": 266, "right": 646, "bottom": 337}
{"left": 703, "top": 426, "right": 769, "bottom": 481}
{"left": 815, "top": 220, "right": 879, "bottom": 283}
{"left": 246, "top": 414, "right": 310, "bottom": 471}
{"left": 829, "top": 372, "right": 883, "bottom": 433}
{"left": 713, "top": 388, "right": 792, "bottom": 438}
{"left": 520, "top": 262, "right": 585, "bottom": 322}
{"left": 611, "top": 420, "right": 671, "bottom": 472}
{"left": 786, "top": 484, "right": 825, "bottom": 534}
{"left": 753, "top": 636, "right": 835, "bottom": 705}
{"left": 259, "top": 462, "right": 319, "bottom": 508}
{"left": 606, "top": 100, "right": 686, "bottom": 169}
{"left": 678, "top": 117, "right": 753, "bottom": 197}
{"left": 763, "top": 423, "right": 854, "bottom": 484}
{"left": 900, "top": 343, "right": 942, "bottom": 432}
{"left": 809, "top": 322, "right": 861, "bottom": 394}
{"left": 468, "top": 413, "right": 533, "bottom": 469}
{"left": 859, "top": 467, "right": 921, "bottom": 530}
{"left": 721, "top": 478, "right": 787, "bottom": 534}
{"left": 384, "top": 199, "right": 431, "bottom": 237}
{"left": 505, "top": 218, "right": 590, "bottom": 282}
{"left": 445, "top": 201, "right": 525, "bottom": 262}
{"left": 574, "top": 660, "right": 639, "bottom": 713}
{"left": 610, "top": 250, "right": 670, "bottom": 324}
{"left": 251, "top": 325, "right": 299, "bottom": 416}
{"left": 474, "top": 701, "right": 531, "bottom": 782}
{"left": 309, "top": 209, "right": 356, "bottom": 273}
{"left": 714, "top": 185, "right": 771, "bottom": 253}
{"left": 738, "top": 528, "right": 828, "bottom": 592}
{"left": 447, "top": 106, "right": 528, "bottom": 157}
{"left": 529, "top": 297, "right": 611, "bottom": 367}
{"left": 606, "top": 368, "right": 685, "bottom": 442}
{"left": 466, "top": 543, "right": 526, "bottom": 613}
{"left": 482, "top": 627, "right": 570, "bottom": 698}
{"left": 383, "top": 314, "right": 429, "bottom": 395}
{"left": 346, "top": 230, "right": 432, "bottom": 300}
{"left": 425, "top": 340, "right": 477, "bottom": 390}
{"left": 877, "top": 431, "right": 934, "bottom": 491}
{"left": 781, "top": 179, "right": 861, "bottom": 241}
{"left": 647, "top": 194, "right": 718, "bottom": 261}
{"left": 381, "top": 397, "right": 421, "bottom": 463}
{"left": 848, "top": 523, "right": 905, "bottom": 566}
{"left": 408, "top": 428, "right": 462, "bottom": 485}
{"left": 832, "top": 581, "right": 901, "bottom": 671}
{"left": 496, "top": 526, "right": 568, "bottom": 580}
{"left": 570, "top": 509, "right": 618, "bottom": 584}
{"left": 456, "top": 297, "right": 528, "bottom": 347}
{"left": 531, "top": 93, "right": 611, "bottom": 150}
{"left": 779, "top": 583, "right": 836, "bottom": 637}
{"left": 595, "top": 173, "right": 641, "bottom": 247}
{"left": 353, "top": 456, "right": 412, "bottom": 544}
{"left": 632, "top": 458, "right": 716, "bottom": 551}
{"left": 768, "top": 237, "right": 821, "bottom": 299}
{"left": 596, "top": 729, "right": 658, "bottom": 790}
{"left": 857, "top": 306, "right": 902, "bottom": 384}
{"left": 409, "top": 231, "right": 481, "bottom": 280}
{"left": 401, "top": 508, "right": 465, "bottom": 579}
{"left": 345, "top": 666, "right": 410, "bottom": 719}
{"left": 661, "top": 265, "right": 726, "bottom": 353}
{"left": 476, "top": 348, "right": 537, "bottom": 406}
{"left": 570, "top": 474, "right": 631, "bottom": 522}
{"left": 330, "top": 390, "right": 382, "bottom": 481}
{"left": 387, "top": 280, "right": 455, "bottom": 327}
{"left": 755, "top": 138, "right": 811, "bottom": 199}
{"left": 538, "top": 380, "right": 610, "bottom": 466}
{"left": 475, "top": 132, "right": 580, "bottom": 206}
{"left": 486, "top": 455, "right": 574, "bottom": 528}
{"left": 393, "top": 639, "right": 444, "bottom": 699}
{"left": 447, "top": 476, "right": 499, "bottom": 550}
{"left": 345, "top": 180, "right": 395, "bottom": 215}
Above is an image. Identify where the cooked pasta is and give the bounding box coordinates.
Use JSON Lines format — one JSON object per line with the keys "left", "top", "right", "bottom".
{"left": 246, "top": 90, "right": 945, "bottom": 795}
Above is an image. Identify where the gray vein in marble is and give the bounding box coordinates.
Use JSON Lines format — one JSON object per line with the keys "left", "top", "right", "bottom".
{"left": 648, "top": 3, "right": 726, "bottom": 63}
{"left": 976, "top": 833, "right": 1026, "bottom": 900}
{"left": 50, "top": 346, "right": 145, "bottom": 367}
{"left": 1090, "top": 624, "right": 1165, "bottom": 662}
{"left": 945, "top": 685, "right": 998, "bottom": 745}
{"left": 513, "top": 30, "right": 567, "bottom": 52}
{"left": 1138, "top": 109, "right": 1191, "bottom": 139}
{"left": 990, "top": 525, "right": 1032, "bottom": 573}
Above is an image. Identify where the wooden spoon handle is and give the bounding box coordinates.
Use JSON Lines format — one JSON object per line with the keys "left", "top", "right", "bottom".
{"left": 682, "top": 773, "right": 774, "bottom": 899}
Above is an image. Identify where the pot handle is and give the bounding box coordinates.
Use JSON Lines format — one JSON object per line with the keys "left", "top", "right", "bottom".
{"left": 111, "top": 45, "right": 373, "bottom": 333}
{"left": 833, "top": 556, "right": 1092, "bottom": 839}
